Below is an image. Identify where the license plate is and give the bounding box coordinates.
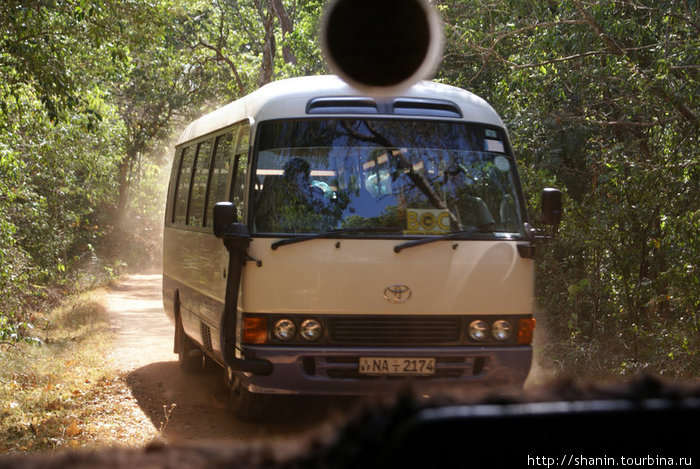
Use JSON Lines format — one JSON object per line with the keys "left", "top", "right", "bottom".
{"left": 359, "top": 357, "right": 436, "bottom": 376}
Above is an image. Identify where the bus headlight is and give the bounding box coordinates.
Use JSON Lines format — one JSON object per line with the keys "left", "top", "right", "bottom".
{"left": 468, "top": 320, "right": 489, "bottom": 341}
{"left": 300, "top": 318, "right": 323, "bottom": 341}
{"left": 492, "top": 320, "right": 512, "bottom": 341}
{"left": 273, "top": 318, "right": 296, "bottom": 341}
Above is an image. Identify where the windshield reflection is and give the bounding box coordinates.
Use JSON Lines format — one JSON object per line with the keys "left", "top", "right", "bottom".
{"left": 252, "top": 119, "right": 524, "bottom": 237}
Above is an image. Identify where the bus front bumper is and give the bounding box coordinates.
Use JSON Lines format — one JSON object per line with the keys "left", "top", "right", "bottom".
{"left": 236, "top": 345, "right": 532, "bottom": 395}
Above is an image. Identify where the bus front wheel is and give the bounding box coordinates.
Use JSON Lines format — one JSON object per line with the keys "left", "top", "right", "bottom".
{"left": 229, "top": 370, "right": 268, "bottom": 421}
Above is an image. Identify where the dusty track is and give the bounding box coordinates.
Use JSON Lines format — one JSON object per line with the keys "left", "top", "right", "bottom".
{"left": 106, "top": 273, "right": 353, "bottom": 444}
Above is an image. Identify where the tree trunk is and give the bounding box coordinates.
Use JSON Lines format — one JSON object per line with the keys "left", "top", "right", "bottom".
{"left": 116, "top": 148, "right": 137, "bottom": 230}
{"left": 272, "top": 0, "right": 296, "bottom": 64}
{"left": 258, "top": 2, "right": 276, "bottom": 86}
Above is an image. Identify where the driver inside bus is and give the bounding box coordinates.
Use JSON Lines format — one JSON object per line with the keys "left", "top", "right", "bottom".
{"left": 255, "top": 157, "right": 329, "bottom": 233}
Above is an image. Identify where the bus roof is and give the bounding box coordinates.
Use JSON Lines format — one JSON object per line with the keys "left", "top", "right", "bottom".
{"left": 177, "top": 75, "right": 504, "bottom": 145}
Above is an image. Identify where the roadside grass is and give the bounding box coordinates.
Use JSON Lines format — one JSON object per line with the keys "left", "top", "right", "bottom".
{"left": 0, "top": 289, "right": 158, "bottom": 454}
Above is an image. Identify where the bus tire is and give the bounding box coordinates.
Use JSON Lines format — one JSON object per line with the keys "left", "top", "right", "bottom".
{"left": 202, "top": 354, "right": 218, "bottom": 372}
{"left": 230, "top": 373, "right": 267, "bottom": 421}
{"left": 176, "top": 314, "right": 203, "bottom": 373}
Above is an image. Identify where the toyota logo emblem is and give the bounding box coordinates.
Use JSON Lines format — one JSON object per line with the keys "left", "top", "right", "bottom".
{"left": 384, "top": 284, "right": 412, "bottom": 304}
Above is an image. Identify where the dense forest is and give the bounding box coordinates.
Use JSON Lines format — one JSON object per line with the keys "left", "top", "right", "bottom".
{"left": 1, "top": 0, "right": 697, "bottom": 378}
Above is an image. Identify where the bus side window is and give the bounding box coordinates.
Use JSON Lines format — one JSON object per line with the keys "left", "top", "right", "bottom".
{"left": 231, "top": 123, "right": 250, "bottom": 220}
{"left": 172, "top": 146, "right": 195, "bottom": 225}
{"left": 237, "top": 123, "right": 250, "bottom": 154}
{"left": 188, "top": 139, "right": 214, "bottom": 227}
{"left": 205, "top": 132, "right": 235, "bottom": 228}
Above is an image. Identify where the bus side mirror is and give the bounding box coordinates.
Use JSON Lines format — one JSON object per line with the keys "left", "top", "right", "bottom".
{"left": 213, "top": 202, "right": 237, "bottom": 238}
{"left": 541, "top": 188, "right": 562, "bottom": 228}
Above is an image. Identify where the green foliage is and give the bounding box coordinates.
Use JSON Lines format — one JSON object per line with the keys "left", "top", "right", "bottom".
{"left": 184, "top": 0, "right": 325, "bottom": 96}
{"left": 1, "top": 0, "right": 326, "bottom": 340}
{"left": 109, "top": 1, "right": 221, "bottom": 228}
{"left": 438, "top": 0, "right": 699, "bottom": 378}
{"left": 0, "top": 0, "right": 697, "bottom": 381}
{"left": 0, "top": 314, "right": 40, "bottom": 345}
{"left": 0, "top": 1, "right": 129, "bottom": 339}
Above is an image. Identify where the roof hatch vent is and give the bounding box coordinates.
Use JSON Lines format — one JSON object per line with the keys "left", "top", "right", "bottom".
{"left": 392, "top": 98, "right": 462, "bottom": 118}
{"left": 307, "top": 97, "right": 379, "bottom": 114}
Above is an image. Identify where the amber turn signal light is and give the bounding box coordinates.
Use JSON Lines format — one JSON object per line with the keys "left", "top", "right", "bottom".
{"left": 517, "top": 318, "right": 536, "bottom": 344}
{"left": 242, "top": 317, "right": 268, "bottom": 344}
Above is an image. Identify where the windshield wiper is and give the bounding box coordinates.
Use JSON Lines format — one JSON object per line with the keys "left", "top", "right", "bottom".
{"left": 393, "top": 226, "right": 494, "bottom": 253}
{"left": 271, "top": 227, "right": 402, "bottom": 250}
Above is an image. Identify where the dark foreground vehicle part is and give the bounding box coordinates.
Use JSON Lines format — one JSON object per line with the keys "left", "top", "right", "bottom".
{"left": 377, "top": 397, "right": 699, "bottom": 468}
{"left": 1, "top": 377, "right": 697, "bottom": 469}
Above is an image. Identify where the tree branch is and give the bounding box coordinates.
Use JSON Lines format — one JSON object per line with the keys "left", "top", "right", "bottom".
{"left": 581, "top": 118, "right": 680, "bottom": 128}
{"left": 513, "top": 49, "right": 612, "bottom": 68}
{"left": 272, "top": 0, "right": 296, "bottom": 64}
{"left": 572, "top": 0, "right": 625, "bottom": 55}
{"left": 572, "top": 0, "right": 698, "bottom": 124}
{"left": 195, "top": 41, "right": 246, "bottom": 95}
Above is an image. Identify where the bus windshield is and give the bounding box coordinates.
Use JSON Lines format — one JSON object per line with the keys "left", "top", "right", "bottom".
{"left": 252, "top": 119, "right": 525, "bottom": 237}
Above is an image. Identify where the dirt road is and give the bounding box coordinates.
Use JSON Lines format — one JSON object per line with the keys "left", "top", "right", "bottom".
{"left": 105, "top": 273, "right": 353, "bottom": 444}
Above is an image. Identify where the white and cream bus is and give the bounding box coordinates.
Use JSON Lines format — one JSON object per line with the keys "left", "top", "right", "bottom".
{"left": 162, "top": 73, "right": 562, "bottom": 419}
